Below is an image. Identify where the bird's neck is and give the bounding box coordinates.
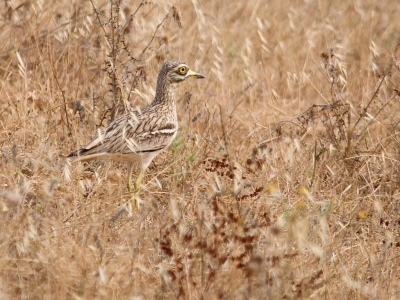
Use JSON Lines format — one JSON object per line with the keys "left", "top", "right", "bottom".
{"left": 152, "top": 79, "right": 177, "bottom": 106}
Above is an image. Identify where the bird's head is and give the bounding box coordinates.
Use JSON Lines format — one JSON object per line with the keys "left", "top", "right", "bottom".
{"left": 160, "top": 61, "right": 205, "bottom": 83}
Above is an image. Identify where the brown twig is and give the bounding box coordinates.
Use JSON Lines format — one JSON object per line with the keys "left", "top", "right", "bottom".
{"left": 138, "top": 8, "right": 173, "bottom": 60}
{"left": 89, "top": 0, "right": 109, "bottom": 44}
{"left": 49, "top": 52, "right": 71, "bottom": 135}
{"left": 120, "top": 0, "right": 147, "bottom": 34}
{"left": 126, "top": 69, "right": 144, "bottom": 104}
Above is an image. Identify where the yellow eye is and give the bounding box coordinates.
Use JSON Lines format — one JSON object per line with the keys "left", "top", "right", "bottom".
{"left": 178, "top": 66, "right": 187, "bottom": 74}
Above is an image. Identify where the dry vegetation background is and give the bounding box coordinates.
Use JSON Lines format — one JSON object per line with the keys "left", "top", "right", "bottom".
{"left": 1, "top": 0, "right": 400, "bottom": 299}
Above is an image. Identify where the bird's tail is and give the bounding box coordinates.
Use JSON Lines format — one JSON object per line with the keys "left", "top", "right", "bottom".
{"left": 66, "top": 149, "right": 81, "bottom": 159}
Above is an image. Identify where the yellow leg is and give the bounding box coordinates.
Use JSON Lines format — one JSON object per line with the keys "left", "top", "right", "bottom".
{"left": 127, "top": 163, "right": 134, "bottom": 192}
{"left": 126, "top": 164, "right": 144, "bottom": 209}
{"left": 134, "top": 171, "right": 144, "bottom": 191}
{"left": 127, "top": 164, "right": 138, "bottom": 208}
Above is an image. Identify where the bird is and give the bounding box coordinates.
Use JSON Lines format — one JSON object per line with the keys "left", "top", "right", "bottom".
{"left": 67, "top": 61, "right": 205, "bottom": 203}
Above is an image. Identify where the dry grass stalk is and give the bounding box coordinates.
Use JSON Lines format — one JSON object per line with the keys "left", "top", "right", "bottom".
{"left": 1, "top": 0, "right": 400, "bottom": 299}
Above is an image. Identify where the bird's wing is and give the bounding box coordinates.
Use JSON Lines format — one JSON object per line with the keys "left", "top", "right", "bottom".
{"left": 77, "top": 112, "right": 137, "bottom": 156}
{"left": 124, "top": 119, "right": 178, "bottom": 154}
{"left": 68, "top": 110, "right": 177, "bottom": 159}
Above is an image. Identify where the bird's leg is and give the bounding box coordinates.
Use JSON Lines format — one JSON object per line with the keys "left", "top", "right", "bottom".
{"left": 127, "top": 163, "right": 139, "bottom": 208}
{"left": 127, "top": 160, "right": 149, "bottom": 209}
{"left": 134, "top": 171, "right": 144, "bottom": 191}
{"left": 127, "top": 163, "right": 134, "bottom": 192}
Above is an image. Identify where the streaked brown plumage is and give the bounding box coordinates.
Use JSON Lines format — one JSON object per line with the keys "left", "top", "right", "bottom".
{"left": 67, "top": 61, "right": 205, "bottom": 197}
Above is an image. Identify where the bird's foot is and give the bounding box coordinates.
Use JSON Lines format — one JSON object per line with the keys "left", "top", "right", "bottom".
{"left": 127, "top": 183, "right": 139, "bottom": 210}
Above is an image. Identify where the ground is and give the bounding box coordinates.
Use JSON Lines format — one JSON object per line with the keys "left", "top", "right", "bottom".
{"left": 1, "top": 0, "right": 400, "bottom": 299}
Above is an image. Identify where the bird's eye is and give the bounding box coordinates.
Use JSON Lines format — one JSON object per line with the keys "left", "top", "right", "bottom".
{"left": 178, "top": 66, "right": 187, "bottom": 74}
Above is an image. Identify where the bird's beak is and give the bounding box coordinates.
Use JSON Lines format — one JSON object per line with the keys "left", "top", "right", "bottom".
{"left": 187, "top": 70, "right": 205, "bottom": 79}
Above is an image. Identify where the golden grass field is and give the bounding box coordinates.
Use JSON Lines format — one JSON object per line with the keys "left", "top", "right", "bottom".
{"left": 1, "top": 0, "right": 400, "bottom": 299}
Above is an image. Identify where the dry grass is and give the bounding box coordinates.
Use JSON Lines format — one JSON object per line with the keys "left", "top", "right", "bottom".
{"left": 1, "top": 0, "right": 400, "bottom": 299}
